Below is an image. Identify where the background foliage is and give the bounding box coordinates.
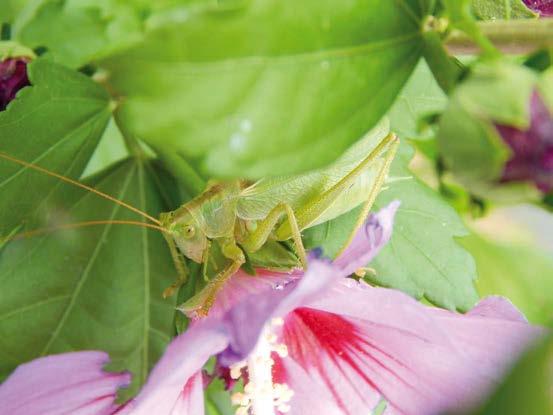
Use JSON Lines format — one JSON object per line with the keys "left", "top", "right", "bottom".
{"left": 1, "top": 0, "right": 552, "bottom": 412}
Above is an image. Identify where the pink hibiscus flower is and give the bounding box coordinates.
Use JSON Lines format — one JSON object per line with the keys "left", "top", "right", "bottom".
{"left": 0, "top": 202, "right": 544, "bottom": 415}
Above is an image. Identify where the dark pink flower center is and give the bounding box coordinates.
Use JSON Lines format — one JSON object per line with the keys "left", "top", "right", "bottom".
{"left": 523, "top": 0, "right": 553, "bottom": 16}
{"left": 0, "top": 58, "right": 30, "bottom": 111}
{"left": 279, "top": 307, "right": 417, "bottom": 414}
{"left": 496, "top": 92, "right": 553, "bottom": 193}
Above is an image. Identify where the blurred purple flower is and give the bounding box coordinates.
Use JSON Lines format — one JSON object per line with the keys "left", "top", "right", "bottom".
{"left": 0, "top": 58, "right": 30, "bottom": 111}
{"left": 0, "top": 351, "right": 131, "bottom": 414}
{"left": 496, "top": 92, "right": 553, "bottom": 193}
{"left": 523, "top": 0, "right": 553, "bottom": 16}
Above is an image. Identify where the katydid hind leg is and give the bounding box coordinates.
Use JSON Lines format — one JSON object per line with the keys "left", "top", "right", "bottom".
{"left": 334, "top": 136, "right": 400, "bottom": 258}
{"left": 275, "top": 133, "right": 399, "bottom": 240}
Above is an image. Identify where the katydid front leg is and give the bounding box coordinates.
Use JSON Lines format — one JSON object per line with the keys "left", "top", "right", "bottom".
{"left": 179, "top": 239, "right": 245, "bottom": 316}
{"left": 240, "top": 203, "right": 308, "bottom": 269}
{"left": 162, "top": 233, "right": 190, "bottom": 298}
{"left": 275, "top": 133, "right": 399, "bottom": 242}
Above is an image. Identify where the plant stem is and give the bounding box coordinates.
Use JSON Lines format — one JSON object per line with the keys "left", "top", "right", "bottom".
{"left": 446, "top": 19, "right": 553, "bottom": 55}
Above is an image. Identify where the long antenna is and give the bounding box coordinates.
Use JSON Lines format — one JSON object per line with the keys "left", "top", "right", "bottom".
{"left": 0, "top": 151, "right": 161, "bottom": 225}
{"left": 8, "top": 220, "right": 168, "bottom": 242}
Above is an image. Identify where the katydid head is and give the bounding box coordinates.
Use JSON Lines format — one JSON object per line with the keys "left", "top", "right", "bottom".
{"left": 160, "top": 210, "right": 208, "bottom": 263}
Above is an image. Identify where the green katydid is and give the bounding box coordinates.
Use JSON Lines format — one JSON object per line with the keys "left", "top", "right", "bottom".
{"left": 151, "top": 119, "right": 398, "bottom": 315}
{"left": 0, "top": 120, "right": 398, "bottom": 316}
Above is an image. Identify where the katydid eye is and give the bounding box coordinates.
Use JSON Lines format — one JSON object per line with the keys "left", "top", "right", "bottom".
{"left": 183, "top": 224, "right": 195, "bottom": 238}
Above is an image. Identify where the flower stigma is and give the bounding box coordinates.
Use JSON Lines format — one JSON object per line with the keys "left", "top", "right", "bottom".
{"left": 230, "top": 317, "right": 293, "bottom": 415}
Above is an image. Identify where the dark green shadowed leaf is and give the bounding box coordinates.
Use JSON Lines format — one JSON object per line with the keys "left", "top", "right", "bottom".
{"left": 101, "top": 0, "right": 433, "bottom": 179}
{"left": 0, "top": 159, "right": 176, "bottom": 397}
{"left": 0, "top": 59, "right": 111, "bottom": 236}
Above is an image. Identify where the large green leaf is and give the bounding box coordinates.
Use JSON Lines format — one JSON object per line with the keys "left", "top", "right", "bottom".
{"left": 100, "top": 0, "right": 433, "bottom": 179}
{"left": 0, "top": 159, "right": 176, "bottom": 396}
{"left": 461, "top": 233, "right": 553, "bottom": 324}
{"left": 0, "top": 59, "right": 111, "bottom": 235}
{"left": 13, "top": 0, "right": 142, "bottom": 68}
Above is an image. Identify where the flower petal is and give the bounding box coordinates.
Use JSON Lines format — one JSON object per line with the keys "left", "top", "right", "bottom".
{"left": 0, "top": 351, "right": 130, "bottom": 415}
{"left": 218, "top": 258, "right": 337, "bottom": 366}
{"left": 278, "top": 280, "right": 543, "bottom": 415}
{"left": 333, "top": 201, "right": 400, "bottom": 276}
{"left": 130, "top": 325, "right": 228, "bottom": 415}
{"left": 207, "top": 269, "right": 297, "bottom": 319}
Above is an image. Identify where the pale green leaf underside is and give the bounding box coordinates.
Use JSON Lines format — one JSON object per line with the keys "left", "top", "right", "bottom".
{"left": 0, "top": 59, "right": 111, "bottom": 236}
{"left": 0, "top": 160, "right": 176, "bottom": 397}
{"left": 101, "top": 0, "right": 432, "bottom": 179}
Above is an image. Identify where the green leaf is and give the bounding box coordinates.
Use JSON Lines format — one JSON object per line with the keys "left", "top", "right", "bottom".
{"left": 469, "top": 334, "right": 553, "bottom": 415}
{"left": 0, "top": 59, "right": 111, "bottom": 236}
{"left": 100, "top": 0, "right": 433, "bottom": 179}
{"left": 471, "top": 0, "right": 537, "bottom": 20}
{"left": 370, "top": 142, "right": 479, "bottom": 311}
{"left": 13, "top": 0, "right": 142, "bottom": 68}
{"left": 387, "top": 60, "right": 447, "bottom": 140}
{"left": 82, "top": 117, "right": 128, "bottom": 177}
{"left": 305, "top": 142, "right": 479, "bottom": 311}
{"left": 0, "top": 159, "right": 177, "bottom": 397}
{"left": 0, "top": 0, "right": 31, "bottom": 24}
{"left": 460, "top": 234, "right": 553, "bottom": 324}
{"left": 305, "top": 64, "right": 477, "bottom": 310}
{"left": 205, "top": 378, "right": 235, "bottom": 415}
